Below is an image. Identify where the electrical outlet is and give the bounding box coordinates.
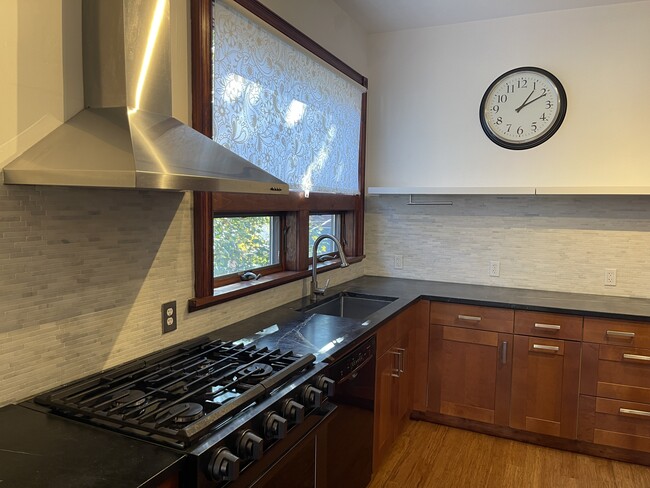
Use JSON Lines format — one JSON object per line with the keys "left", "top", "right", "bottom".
{"left": 394, "top": 255, "right": 403, "bottom": 269}
{"left": 489, "top": 260, "right": 500, "bottom": 277}
{"left": 605, "top": 268, "right": 617, "bottom": 286}
{"left": 162, "top": 301, "right": 177, "bottom": 333}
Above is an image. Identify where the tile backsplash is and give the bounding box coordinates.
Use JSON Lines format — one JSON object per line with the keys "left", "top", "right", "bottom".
{"left": 0, "top": 182, "right": 363, "bottom": 406}
{"left": 365, "top": 194, "right": 650, "bottom": 299}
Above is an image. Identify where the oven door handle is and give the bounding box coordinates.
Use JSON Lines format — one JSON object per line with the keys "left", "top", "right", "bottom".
{"left": 336, "top": 355, "right": 374, "bottom": 385}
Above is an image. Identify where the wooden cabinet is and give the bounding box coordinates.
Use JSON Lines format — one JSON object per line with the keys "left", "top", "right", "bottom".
{"left": 427, "top": 303, "right": 514, "bottom": 426}
{"left": 510, "top": 311, "right": 582, "bottom": 439}
{"left": 373, "top": 300, "right": 428, "bottom": 471}
{"left": 579, "top": 317, "right": 650, "bottom": 453}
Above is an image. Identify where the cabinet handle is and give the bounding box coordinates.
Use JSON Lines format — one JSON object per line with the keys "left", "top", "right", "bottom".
{"left": 623, "top": 353, "right": 650, "bottom": 362}
{"left": 395, "top": 347, "right": 406, "bottom": 373}
{"left": 619, "top": 408, "right": 650, "bottom": 418}
{"left": 606, "top": 330, "right": 635, "bottom": 339}
{"left": 532, "top": 344, "right": 560, "bottom": 353}
{"left": 458, "top": 314, "right": 481, "bottom": 322}
{"left": 500, "top": 341, "right": 508, "bottom": 364}
{"left": 534, "top": 323, "right": 561, "bottom": 331}
{"left": 389, "top": 350, "right": 400, "bottom": 377}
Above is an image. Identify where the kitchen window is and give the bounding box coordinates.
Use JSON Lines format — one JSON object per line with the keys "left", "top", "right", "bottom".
{"left": 213, "top": 215, "right": 283, "bottom": 286}
{"left": 309, "top": 213, "right": 342, "bottom": 259}
{"left": 189, "top": 0, "right": 367, "bottom": 310}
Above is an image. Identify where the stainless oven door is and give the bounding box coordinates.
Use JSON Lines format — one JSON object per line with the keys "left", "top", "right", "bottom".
{"left": 322, "top": 336, "right": 376, "bottom": 488}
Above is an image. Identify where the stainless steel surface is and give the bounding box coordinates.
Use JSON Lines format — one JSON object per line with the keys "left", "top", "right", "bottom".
{"left": 310, "top": 234, "right": 349, "bottom": 301}
{"left": 3, "top": 0, "right": 289, "bottom": 194}
{"left": 623, "top": 353, "right": 650, "bottom": 361}
{"left": 534, "top": 323, "right": 561, "bottom": 330}
{"left": 300, "top": 292, "right": 396, "bottom": 320}
{"left": 606, "top": 330, "right": 636, "bottom": 338}
{"left": 532, "top": 344, "right": 560, "bottom": 352}
{"left": 619, "top": 408, "right": 650, "bottom": 418}
{"left": 458, "top": 314, "right": 482, "bottom": 322}
{"left": 395, "top": 347, "right": 406, "bottom": 373}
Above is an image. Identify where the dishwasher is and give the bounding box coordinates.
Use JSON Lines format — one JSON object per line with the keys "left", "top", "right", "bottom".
{"left": 323, "top": 336, "right": 376, "bottom": 488}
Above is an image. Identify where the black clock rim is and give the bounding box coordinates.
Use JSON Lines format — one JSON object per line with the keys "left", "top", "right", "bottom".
{"left": 479, "top": 66, "right": 567, "bottom": 151}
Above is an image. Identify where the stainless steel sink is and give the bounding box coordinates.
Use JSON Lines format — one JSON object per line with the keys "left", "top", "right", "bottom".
{"left": 299, "top": 292, "right": 397, "bottom": 320}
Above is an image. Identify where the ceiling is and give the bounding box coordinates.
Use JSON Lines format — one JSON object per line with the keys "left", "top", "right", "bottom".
{"left": 331, "top": 0, "right": 638, "bottom": 33}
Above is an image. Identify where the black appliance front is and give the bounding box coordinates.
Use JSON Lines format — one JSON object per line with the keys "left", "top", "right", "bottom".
{"left": 323, "top": 336, "right": 376, "bottom": 488}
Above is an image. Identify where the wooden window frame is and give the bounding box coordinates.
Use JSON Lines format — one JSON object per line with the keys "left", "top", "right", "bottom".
{"left": 189, "top": 0, "right": 367, "bottom": 312}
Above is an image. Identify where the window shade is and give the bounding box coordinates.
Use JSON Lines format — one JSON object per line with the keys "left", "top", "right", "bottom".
{"left": 212, "top": 1, "right": 363, "bottom": 195}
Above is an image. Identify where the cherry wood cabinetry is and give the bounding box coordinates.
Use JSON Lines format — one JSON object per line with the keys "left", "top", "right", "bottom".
{"left": 427, "top": 303, "right": 514, "bottom": 426}
{"left": 510, "top": 311, "right": 582, "bottom": 438}
{"left": 579, "top": 317, "right": 650, "bottom": 453}
{"left": 373, "top": 300, "right": 429, "bottom": 471}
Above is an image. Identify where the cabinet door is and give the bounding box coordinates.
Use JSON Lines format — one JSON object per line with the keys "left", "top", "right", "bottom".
{"left": 510, "top": 335, "right": 581, "bottom": 438}
{"left": 428, "top": 325, "right": 512, "bottom": 426}
{"left": 373, "top": 346, "right": 399, "bottom": 471}
{"left": 394, "top": 332, "right": 412, "bottom": 434}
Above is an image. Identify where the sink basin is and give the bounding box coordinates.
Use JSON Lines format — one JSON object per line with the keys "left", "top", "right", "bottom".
{"left": 299, "top": 292, "right": 397, "bottom": 320}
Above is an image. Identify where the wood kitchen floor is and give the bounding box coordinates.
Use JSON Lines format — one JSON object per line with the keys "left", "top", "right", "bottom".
{"left": 368, "top": 420, "right": 650, "bottom": 488}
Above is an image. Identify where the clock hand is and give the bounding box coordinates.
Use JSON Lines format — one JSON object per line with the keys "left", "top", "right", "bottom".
{"left": 514, "top": 89, "right": 535, "bottom": 113}
{"left": 515, "top": 92, "right": 547, "bottom": 113}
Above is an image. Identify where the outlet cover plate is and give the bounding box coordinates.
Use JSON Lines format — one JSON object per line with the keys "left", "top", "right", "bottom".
{"left": 489, "top": 260, "right": 500, "bottom": 277}
{"left": 162, "top": 301, "right": 177, "bottom": 333}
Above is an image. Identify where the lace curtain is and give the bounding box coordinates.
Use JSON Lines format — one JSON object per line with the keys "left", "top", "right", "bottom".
{"left": 212, "top": 1, "right": 363, "bottom": 195}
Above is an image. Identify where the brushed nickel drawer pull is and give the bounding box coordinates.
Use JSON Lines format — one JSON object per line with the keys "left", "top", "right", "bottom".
{"left": 500, "top": 341, "right": 508, "bottom": 364}
{"left": 606, "top": 330, "right": 635, "bottom": 339}
{"left": 395, "top": 347, "right": 406, "bottom": 373}
{"left": 533, "top": 344, "right": 560, "bottom": 352}
{"left": 623, "top": 353, "right": 650, "bottom": 362}
{"left": 619, "top": 408, "right": 650, "bottom": 418}
{"left": 389, "top": 350, "right": 401, "bottom": 377}
{"left": 458, "top": 314, "right": 481, "bottom": 322}
{"left": 534, "top": 323, "right": 561, "bottom": 331}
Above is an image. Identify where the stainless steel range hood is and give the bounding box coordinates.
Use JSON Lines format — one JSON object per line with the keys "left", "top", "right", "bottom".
{"left": 2, "top": 0, "right": 289, "bottom": 194}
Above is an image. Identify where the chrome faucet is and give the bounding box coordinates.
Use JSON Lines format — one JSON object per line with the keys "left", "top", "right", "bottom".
{"left": 311, "top": 234, "right": 349, "bottom": 301}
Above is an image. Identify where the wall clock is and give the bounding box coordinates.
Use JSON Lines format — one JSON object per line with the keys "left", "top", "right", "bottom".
{"left": 479, "top": 67, "right": 567, "bottom": 150}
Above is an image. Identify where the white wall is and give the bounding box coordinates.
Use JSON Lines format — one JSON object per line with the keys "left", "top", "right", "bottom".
{"left": 259, "top": 0, "right": 368, "bottom": 75}
{"left": 366, "top": 2, "right": 650, "bottom": 191}
{"left": 0, "top": 0, "right": 367, "bottom": 407}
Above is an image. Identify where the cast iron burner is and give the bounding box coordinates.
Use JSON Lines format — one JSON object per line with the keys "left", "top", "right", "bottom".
{"left": 162, "top": 402, "right": 204, "bottom": 424}
{"left": 240, "top": 363, "right": 273, "bottom": 379}
{"left": 109, "top": 389, "right": 147, "bottom": 408}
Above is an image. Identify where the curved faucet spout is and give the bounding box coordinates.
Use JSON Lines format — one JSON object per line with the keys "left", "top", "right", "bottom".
{"left": 310, "top": 234, "right": 349, "bottom": 301}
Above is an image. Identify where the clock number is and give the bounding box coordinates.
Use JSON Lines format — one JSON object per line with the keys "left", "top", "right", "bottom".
{"left": 541, "top": 88, "right": 547, "bottom": 96}
{"left": 495, "top": 117, "right": 503, "bottom": 125}
{"left": 546, "top": 100, "right": 553, "bottom": 109}
{"left": 506, "top": 124, "right": 512, "bottom": 133}
{"left": 517, "top": 79, "right": 528, "bottom": 89}
{"left": 497, "top": 94, "right": 508, "bottom": 103}
{"left": 506, "top": 84, "right": 515, "bottom": 94}
{"left": 540, "top": 113, "right": 547, "bottom": 121}
{"left": 531, "top": 122, "right": 538, "bottom": 132}
{"left": 492, "top": 105, "right": 499, "bottom": 113}
{"left": 517, "top": 126, "right": 524, "bottom": 136}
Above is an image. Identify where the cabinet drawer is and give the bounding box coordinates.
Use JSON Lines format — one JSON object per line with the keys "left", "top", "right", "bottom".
{"left": 584, "top": 317, "right": 650, "bottom": 348}
{"left": 430, "top": 302, "right": 513, "bottom": 333}
{"left": 578, "top": 395, "right": 650, "bottom": 453}
{"left": 581, "top": 343, "right": 650, "bottom": 403}
{"left": 514, "top": 310, "right": 582, "bottom": 341}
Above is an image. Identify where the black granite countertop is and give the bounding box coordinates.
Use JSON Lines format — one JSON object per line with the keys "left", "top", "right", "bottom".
{"left": 210, "top": 275, "right": 650, "bottom": 363}
{"left": 0, "top": 403, "right": 185, "bottom": 488}
{"left": 3, "top": 276, "right": 650, "bottom": 487}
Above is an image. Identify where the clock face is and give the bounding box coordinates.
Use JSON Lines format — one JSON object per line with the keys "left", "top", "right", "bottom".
{"left": 479, "top": 67, "right": 567, "bottom": 150}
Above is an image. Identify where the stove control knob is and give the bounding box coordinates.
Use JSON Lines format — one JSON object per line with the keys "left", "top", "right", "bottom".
{"left": 237, "top": 430, "right": 264, "bottom": 461}
{"left": 315, "top": 375, "right": 336, "bottom": 397}
{"left": 263, "top": 411, "right": 288, "bottom": 440}
{"left": 208, "top": 447, "right": 240, "bottom": 482}
{"left": 282, "top": 399, "right": 305, "bottom": 425}
{"left": 300, "top": 385, "right": 323, "bottom": 409}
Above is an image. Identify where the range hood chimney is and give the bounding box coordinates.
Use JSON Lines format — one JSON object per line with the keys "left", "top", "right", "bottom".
{"left": 3, "top": 0, "right": 289, "bottom": 194}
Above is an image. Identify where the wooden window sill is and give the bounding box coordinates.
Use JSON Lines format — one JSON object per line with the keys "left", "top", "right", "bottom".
{"left": 188, "top": 256, "right": 364, "bottom": 312}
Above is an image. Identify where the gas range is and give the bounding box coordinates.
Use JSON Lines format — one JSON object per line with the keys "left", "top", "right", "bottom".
{"left": 34, "top": 337, "right": 335, "bottom": 486}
